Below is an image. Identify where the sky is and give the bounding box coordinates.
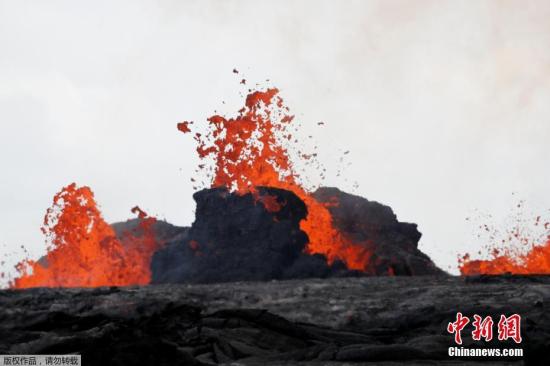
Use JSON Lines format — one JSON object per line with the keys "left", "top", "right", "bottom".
{"left": 1, "top": 0, "right": 549, "bottom": 280}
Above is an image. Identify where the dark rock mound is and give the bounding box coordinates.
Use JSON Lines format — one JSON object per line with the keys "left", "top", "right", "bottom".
{"left": 313, "top": 187, "right": 445, "bottom": 275}
{"left": 151, "top": 186, "right": 445, "bottom": 283}
{"left": 111, "top": 218, "right": 189, "bottom": 246}
{"left": 152, "top": 187, "right": 351, "bottom": 284}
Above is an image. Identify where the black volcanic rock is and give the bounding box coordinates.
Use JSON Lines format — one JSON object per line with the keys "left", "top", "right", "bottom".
{"left": 151, "top": 186, "right": 444, "bottom": 283}
{"left": 151, "top": 187, "right": 350, "bottom": 284}
{"left": 1, "top": 276, "right": 545, "bottom": 365}
{"left": 313, "top": 187, "right": 445, "bottom": 276}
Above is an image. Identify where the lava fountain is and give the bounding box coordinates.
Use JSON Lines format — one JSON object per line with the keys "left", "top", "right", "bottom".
{"left": 459, "top": 239, "right": 550, "bottom": 275}
{"left": 12, "top": 183, "right": 160, "bottom": 288}
{"left": 178, "top": 88, "right": 372, "bottom": 271}
{"left": 459, "top": 212, "right": 550, "bottom": 275}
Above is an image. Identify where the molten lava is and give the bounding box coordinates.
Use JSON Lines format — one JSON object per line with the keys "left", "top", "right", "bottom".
{"left": 180, "top": 88, "right": 371, "bottom": 270}
{"left": 177, "top": 121, "right": 192, "bottom": 134}
{"left": 459, "top": 240, "right": 550, "bottom": 275}
{"left": 459, "top": 212, "right": 550, "bottom": 275}
{"left": 12, "top": 184, "right": 161, "bottom": 288}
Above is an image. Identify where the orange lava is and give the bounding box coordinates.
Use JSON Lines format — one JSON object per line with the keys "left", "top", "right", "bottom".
{"left": 11, "top": 184, "right": 161, "bottom": 288}
{"left": 256, "top": 194, "right": 283, "bottom": 213}
{"left": 177, "top": 121, "right": 192, "bottom": 134}
{"left": 180, "top": 88, "right": 371, "bottom": 270}
{"left": 459, "top": 239, "right": 550, "bottom": 275}
{"left": 459, "top": 211, "right": 550, "bottom": 275}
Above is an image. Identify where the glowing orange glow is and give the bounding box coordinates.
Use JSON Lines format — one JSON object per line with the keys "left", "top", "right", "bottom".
{"left": 177, "top": 121, "right": 192, "bottom": 134}
{"left": 256, "top": 194, "right": 283, "bottom": 213}
{"left": 182, "top": 88, "right": 372, "bottom": 270}
{"left": 459, "top": 240, "right": 550, "bottom": 275}
{"left": 11, "top": 184, "right": 161, "bottom": 288}
{"left": 459, "top": 211, "right": 550, "bottom": 275}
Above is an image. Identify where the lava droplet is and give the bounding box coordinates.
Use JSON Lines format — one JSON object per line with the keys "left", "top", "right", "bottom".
{"left": 177, "top": 121, "right": 192, "bottom": 134}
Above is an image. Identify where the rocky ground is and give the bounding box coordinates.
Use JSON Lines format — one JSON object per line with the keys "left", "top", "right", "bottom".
{"left": 1, "top": 276, "right": 548, "bottom": 365}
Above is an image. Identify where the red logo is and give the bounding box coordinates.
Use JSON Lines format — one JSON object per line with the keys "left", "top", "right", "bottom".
{"left": 472, "top": 314, "right": 494, "bottom": 342}
{"left": 498, "top": 314, "right": 522, "bottom": 344}
{"left": 447, "top": 312, "right": 470, "bottom": 344}
{"left": 447, "top": 313, "right": 522, "bottom": 344}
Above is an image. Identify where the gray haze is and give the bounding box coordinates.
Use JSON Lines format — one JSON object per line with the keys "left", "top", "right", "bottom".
{"left": 1, "top": 0, "right": 549, "bottom": 281}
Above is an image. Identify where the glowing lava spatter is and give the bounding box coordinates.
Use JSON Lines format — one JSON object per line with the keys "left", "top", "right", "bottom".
{"left": 459, "top": 210, "right": 550, "bottom": 275}
{"left": 12, "top": 183, "right": 161, "bottom": 288}
{"left": 179, "top": 88, "right": 372, "bottom": 270}
{"left": 459, "top": 240, "right": 550, "bottom": 275}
